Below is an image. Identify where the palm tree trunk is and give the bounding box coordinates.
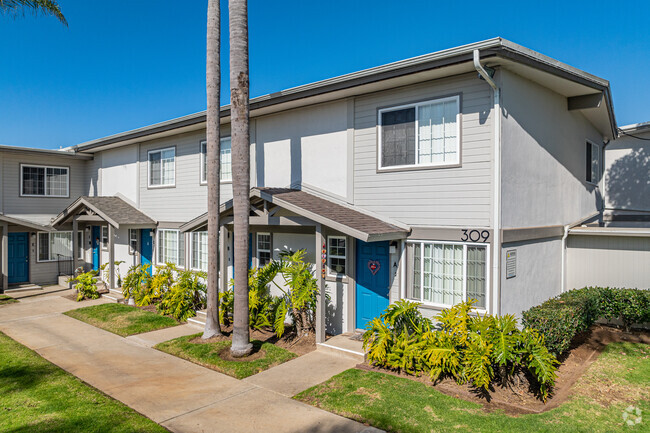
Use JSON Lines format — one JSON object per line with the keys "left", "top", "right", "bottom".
{"left": 202, "top": 0, "right": 223, "bottom": 339}
{"left": 229, "top": 0, "right": 252, "bottom": 357}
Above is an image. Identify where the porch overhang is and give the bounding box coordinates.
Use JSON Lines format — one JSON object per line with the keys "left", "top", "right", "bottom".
{"left": 51, "top": 196, "right": 157, "bottom": 229}
{"left": 0, "top": 214, "right": 53, "bottom": 232}
{"left": 181, "top": 187, "right": 410, "bottom": 242}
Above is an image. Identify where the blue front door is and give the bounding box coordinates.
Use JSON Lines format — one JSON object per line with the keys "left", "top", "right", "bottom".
{"left": 140, "top": 229, "right": 153, "bottom": 275}
{"left": 355, "top": 240, "right": 390, "bottom": 330}
{"left": 91, "top": 226, "right": 100, "bottom": 271}
{"left": 8, "top": 232, "right": 29, "bottom": 284}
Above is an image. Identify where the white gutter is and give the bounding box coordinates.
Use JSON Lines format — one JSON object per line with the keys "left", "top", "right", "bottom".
{"left": 473, "top": 49, "right": 501, "bottom": 315}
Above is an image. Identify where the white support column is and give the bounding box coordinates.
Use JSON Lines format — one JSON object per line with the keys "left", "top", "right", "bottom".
{"left": 315, "top": 223, "right": 326, "bottom": 343}
{"left": 220, "top": 226, "right": 227, "bottom": 291}
{"left": 72, "top": 216, "right": 78, "bottom": 276}
{"left": 108, "top": 224, "right": 115, "bottom": 291}
{"left": 1, "top": 223, "right": 8, "bottom": 293}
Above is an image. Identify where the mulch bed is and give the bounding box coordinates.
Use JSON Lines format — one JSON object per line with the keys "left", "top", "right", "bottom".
{"left": 357, "top": 324, "right": 650, "bottom": 415}
{"left": 189, "top": 325, "right": 317, "bottom": 356}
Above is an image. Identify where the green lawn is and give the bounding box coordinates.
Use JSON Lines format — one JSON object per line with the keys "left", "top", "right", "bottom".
{"left": 155, "top": 333, "right": 297, "bottom": 379}
{"left": 0, "top": 331, "right": 167, "bottom": 433}
{"left": 0, "top": 294, "right": 18, "bottom": 306}
{"left": 296, "top": 342, "right": 650, "bottom": 433}
{"left": 64, "top": 303, "right": 178, "bottom": 337}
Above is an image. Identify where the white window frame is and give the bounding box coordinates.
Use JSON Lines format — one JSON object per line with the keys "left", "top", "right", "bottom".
{"left": 586, "top": 140, "right": 600, "bottom": 185}
{"left": 147, "top": 147, "right": 176, "bottom": 188}
{"left": 101, "top": 226, "right": 108, "bottom": 251}
{"left": 200, "top": 137, "right": 233, "bottom": 184}
{"left": 190, "top": 231, "right": 208, "bottom": 271}
{"left": 77, "top": 231, "right": 84, "bottom": 260}
{"left": 405, "top": 240, "right": 490, "bottom": 313}
{"left": 377, "top": 95, "right": 461, "bottom": 171}
{"left": 128, "top": 229, "right": 138, "bottom": 255}
{"left": 37, "top": 231, "right": 73, "bottom": 263}
{"left": 327, "top": 236, "right": 347, "bottom": 277}
{"left": 20, "top": 164, "right": 70, "bottom": 197}
{"left": 256, "top": 232, "right": 272, "bottom": 267}
{"left": 157, "top": 229, "right": 185, "bottom": 268}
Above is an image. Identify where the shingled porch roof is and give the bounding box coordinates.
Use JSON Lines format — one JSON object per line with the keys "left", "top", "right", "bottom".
{"left": 181, "top": 187, "right": 410, "bottom": 242}
{"left": 51, "top": 196, "right": 156, "bottom": 228}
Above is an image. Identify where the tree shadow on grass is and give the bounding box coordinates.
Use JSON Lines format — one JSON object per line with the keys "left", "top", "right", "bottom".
{"left": 0, "top": 365, "right": 54, "bottom": 394}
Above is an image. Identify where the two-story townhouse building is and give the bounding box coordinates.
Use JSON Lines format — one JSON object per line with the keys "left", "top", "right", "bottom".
{"left": 1, "top": 38, "right": 646, "bottom": 344}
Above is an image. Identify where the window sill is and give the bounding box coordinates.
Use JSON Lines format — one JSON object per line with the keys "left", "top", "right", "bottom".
{"left": 147, "top": 184, "right": 176, "bottom": 190}
{"left": 376, "top": 162, "right": 461, "bottom": 174}
{"left": 325, "top": 275, "right": 348, "bottom": 284}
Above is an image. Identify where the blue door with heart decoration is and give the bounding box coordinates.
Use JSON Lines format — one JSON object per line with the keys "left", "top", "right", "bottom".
{"left": 8, "top": 232, "right": 29, "bottom": 284}
{"left": 140, "top": 229, "right": 153, "bottom": 276}
{"left": 91, "top": 226, "right": 100, "bottom": 271}
{"left": 355, "top": 240, "right": 390, "bottom": 330}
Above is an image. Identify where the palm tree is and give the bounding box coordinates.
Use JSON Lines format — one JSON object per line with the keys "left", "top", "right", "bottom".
{"left": 0, "top": 0, "right": 67, "bottom": 25}
{"left": 202, "top": 0, "right": 223, "bottom": 339}
{"left": 229, "top": 0, "right": 252, "bottom": 357}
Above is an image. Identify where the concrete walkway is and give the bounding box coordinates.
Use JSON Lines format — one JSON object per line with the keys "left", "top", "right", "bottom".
{"left": 0, "top": 292, "right": 378, "bottom": 433}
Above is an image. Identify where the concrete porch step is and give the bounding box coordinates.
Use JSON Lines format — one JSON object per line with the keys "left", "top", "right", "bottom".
{"left": 317, "top": 333, "right": 365, "bottom": 363}
{"left": 5, "top": 284, "right": 42, "bottom": 293}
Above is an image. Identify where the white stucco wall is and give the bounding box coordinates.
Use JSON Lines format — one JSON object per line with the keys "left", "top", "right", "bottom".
{"left": 254, "top": 100, "right": 349, "bottom": 198}
{"left": 604, "top": 132, "right": 650, "bottom": 212}
{"left": 100, "top": 146, "right": 138, "bottom": 203}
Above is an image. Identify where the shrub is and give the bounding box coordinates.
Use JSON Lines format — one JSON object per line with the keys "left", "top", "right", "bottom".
{"left": 137, "top": 263, "right": 176, "bottom": 306}
{"left": 70, "top": 270, "right": 100, "bottom": 302}
{"left": 363, "top": 300, "right": 558, "bottom": 402}
{"left": 122, "top": 264, "right": 151, "bottom": 303}
{"left": 522, "top": 287, "right": 650, "bottom": 356}
{"left": 158, "top": 269, "right": 207, "bottom": 321}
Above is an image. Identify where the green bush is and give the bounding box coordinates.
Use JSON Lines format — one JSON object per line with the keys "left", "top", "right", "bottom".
{"left": 363, "top": 300, "right": 558, "bottom": 402}
{"left": 158, "top": 269, "right": 207, "bottom": 321}
{"left": 137, "top": 263, "right": 176, "bottom": 306}
{"left": 70, "top": 270, "right": 100, "bottom": 302}
{"left": 122, "top": 264, "right": 152, "bottom": 303}
{"left": 522, "top": 287, "right": 650, "bottom": 356}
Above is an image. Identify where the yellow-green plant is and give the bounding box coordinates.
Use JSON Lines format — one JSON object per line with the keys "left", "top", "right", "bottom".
{"left": 158, "top": 269, "right": 206, "bottom": 321}
{"left": 70, "top": 270, "right": 100, "bottom": 302}
{"left": 122, "top": 264, "right": 151, "bottom": 303}
{"left": 363, "top": 299, "right": 559, "bottom": 402}
{"left": 138, "top": 263, "right": 176, "bottom": 306}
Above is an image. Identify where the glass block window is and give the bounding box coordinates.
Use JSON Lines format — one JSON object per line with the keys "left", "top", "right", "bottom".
{"left": 407, "top": 241, "right": 487, "bottom": 309}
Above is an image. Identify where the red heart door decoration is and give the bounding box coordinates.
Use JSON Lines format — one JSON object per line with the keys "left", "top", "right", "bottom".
{"left": 368, "top": 260, "right": 380, "bottom": 275}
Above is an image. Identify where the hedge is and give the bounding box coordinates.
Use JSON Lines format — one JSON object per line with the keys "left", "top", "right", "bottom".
{"left": 522, "top": 287, "right": 650, "bottom": 356}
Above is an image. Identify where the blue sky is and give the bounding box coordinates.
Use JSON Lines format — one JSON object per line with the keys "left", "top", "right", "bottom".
{"left": 1, "top": 0, "right": 649, "bottom": 149}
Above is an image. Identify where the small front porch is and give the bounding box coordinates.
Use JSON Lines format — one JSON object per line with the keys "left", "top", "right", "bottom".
{"left": 51, "top": 196, "right": 157, "bottom": 293}
{"left": 182, "top": 187, "right": 410, "bottom": 346}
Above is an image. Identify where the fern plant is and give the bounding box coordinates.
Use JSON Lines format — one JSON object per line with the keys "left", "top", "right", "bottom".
{"left": 70, "top": 269, "right": 100, "bottom": 302}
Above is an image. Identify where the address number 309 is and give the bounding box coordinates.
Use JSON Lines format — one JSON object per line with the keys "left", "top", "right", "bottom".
{"left": 461, "top": 229, "right": 490, "bottom": 243}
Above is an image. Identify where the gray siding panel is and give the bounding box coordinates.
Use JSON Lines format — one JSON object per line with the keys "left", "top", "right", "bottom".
{"left": 500, "top": 69, "right": 603, "bottom": 228}
{"left": 1, "top": 153, "right": 89, "bottom": 225}
{"left": 567, "top": 235, "right": 650, "bottom": 289}
{"left": 137, "top": 129, "right": 233, "bottom": 223}
{"left": 353, "top": 73, "right": 494, "bottom": 227}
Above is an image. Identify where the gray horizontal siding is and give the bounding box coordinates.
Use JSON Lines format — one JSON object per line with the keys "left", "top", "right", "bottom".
{"left": 353, "top": 73, "right": 494, "bottom": 227}
{"left": 138, "top": 129, "right": 233, "bottom": 223}
{"left": 1, "top": 152, "right": 89, "bottom": 225}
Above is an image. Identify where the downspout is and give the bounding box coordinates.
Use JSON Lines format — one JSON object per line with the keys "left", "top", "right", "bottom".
{"left": 561, "top": 224, "right": 569, "bottom": 293}
{"left": 473, "top": 49, "right": 501, "bottom": 315}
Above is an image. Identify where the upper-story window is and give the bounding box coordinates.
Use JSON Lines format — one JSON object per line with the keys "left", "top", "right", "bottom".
{"left": 586, "top": 141, "right": 600, "bottom": 184}
{"left": 378, "top": 96, "right": 460, "bottom": 170}
{"left": 148, "top": 147, "right": 175, "bottom": 187}
{"left": 21, "top": 164, "right": 69, "bottom": 197}
{"left": 200, "top": 137, "right": 232, "bottom": 183}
